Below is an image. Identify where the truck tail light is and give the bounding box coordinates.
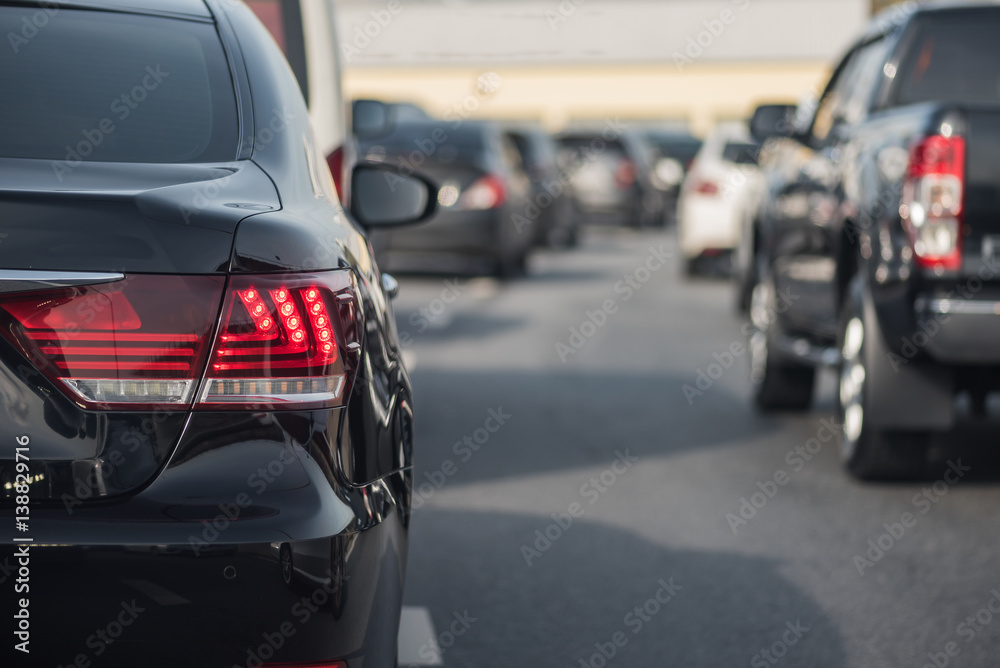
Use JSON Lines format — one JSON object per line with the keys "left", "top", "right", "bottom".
{"left": 900, "top": 134, "right": 965, "bottom": 271}
{"left": 0, "top": 272, "right": 363, "bottom": 411}
{"left": 459, "top": 174, "right": 507, "bottom": 210}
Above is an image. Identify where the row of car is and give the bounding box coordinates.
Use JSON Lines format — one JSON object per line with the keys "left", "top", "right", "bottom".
{"left": 351, "top": 103, "right": 704, "bottom": 276}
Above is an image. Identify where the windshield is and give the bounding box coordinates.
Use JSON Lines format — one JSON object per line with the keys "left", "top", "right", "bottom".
{"left": 0, "top": 8, "right": 238, "bottom": 163}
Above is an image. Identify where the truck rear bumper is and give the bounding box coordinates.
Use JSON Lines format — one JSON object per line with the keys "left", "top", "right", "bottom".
{"left": 914, "top": 296, "right": 1000, "bottom": 364}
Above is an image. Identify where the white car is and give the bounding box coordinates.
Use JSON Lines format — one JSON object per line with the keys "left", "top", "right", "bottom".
{"left": 677, "top": 123, "right": 762, "bottom": 275}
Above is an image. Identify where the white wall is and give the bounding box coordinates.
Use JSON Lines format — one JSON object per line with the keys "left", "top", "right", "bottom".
{"left": 333, "top": 0, "right": 869, "bottom": 68}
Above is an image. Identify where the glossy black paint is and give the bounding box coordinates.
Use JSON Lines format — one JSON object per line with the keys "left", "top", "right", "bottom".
{"left": 744, "top": 1, "right": 1000, "bottom": 426}
{"left": 0, "top": 1, "right": 415, "bottom": 666}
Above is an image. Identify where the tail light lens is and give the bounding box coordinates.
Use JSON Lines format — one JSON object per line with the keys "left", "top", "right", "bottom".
{"left": 0, "top": 276, "right": 224, "bottom": 409}
{"left": 0, "top": 271, "right": 363, "bottom": 411}
{"left": 327, "top": 146, "right": 347, "bottom": 206}
{"left": 690, "top": 179, "right": 720, "bottom": 196}
{"left": 200, "top": 272, "right": 362, "bottom": 410}
{"left": 614, "top": 159, "right": 637, "bottom": 190}
{"left": 900, "top": 134, "right": 965, "bottom": 271}
{"left": 459, "top": 174, "right": 507, "bottom": 210}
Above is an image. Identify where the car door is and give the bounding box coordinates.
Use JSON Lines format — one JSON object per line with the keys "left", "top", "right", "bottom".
{"left": 769, "top": 36, "right": 892, "bottom": 340}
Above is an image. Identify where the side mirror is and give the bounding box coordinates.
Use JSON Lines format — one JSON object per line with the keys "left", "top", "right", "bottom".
{"left": 749, "top": 104, "right": 797, "bottom": 143}
{"left": 351, "top": 165, "right": 437, "bottom": 228}
{"left": 352, "top": 99, "right": 392, "bottom": 140}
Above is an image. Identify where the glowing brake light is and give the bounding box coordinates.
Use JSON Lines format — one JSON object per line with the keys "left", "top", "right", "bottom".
{"left": 458, "top": 174, "right": 507, "bottom": 210}
{"left": 0, "top": 276, "right": 223, "bottom": 409}
{"left": 0, "top": 271, "right": 363, "bottom": 411}
{"left": 199, "top": 272, "right": 361, "bottom": 409}
{"left": 900, "top": 134, "right": 965, "bottom": 271}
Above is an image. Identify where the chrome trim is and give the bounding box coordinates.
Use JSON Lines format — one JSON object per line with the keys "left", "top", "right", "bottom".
{"left": 0, "top": 270, "right": 125, "bottom": 294}
{"left": 381, "top": 273, "right": 400, "bottom": 300}
{"left": 919, "top": 298, "right": 1000, "bottom": 316}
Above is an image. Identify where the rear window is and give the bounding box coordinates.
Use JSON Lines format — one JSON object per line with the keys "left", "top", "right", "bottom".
{"left": 892, "top": 13, "right": 1000, "bottom": 107}
{"left": 0, "top": 8, "right": 238, "bottom": 163}
{"left": 381, "top": 123, "right": 489, "bottom": 156}
{"left": 722, "top": 142, "right": 759, "bottom": 165}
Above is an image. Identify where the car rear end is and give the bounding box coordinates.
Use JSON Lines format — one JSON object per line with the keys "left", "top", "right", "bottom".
{"left": 677, "top": 130, "right": 760, "bottom": 269}
{"left": 365, "top": 120, "right": 531, "bottom": 275}
{"left": 0, "top": 2, "right": 406, "bottom": 665}
{"left": 864, "top": 8, "right": 1000, "bottom": 385}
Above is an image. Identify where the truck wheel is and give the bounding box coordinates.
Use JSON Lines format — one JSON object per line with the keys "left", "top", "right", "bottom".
{"left": 749, "top": 272, "right": 815, "bottom": 411}
{"left": 838, "top": 277, "right": 927, "bottom": 480}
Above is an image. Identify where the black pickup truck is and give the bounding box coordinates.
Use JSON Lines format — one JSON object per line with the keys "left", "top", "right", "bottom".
{"left": 737, "top": 1, "right": 1000, "bottom": 479}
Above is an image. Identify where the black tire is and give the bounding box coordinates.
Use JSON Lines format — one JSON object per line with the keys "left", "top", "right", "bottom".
{"left": 748, "top": 271, "right": 815, "bottom": 411}
{"left": 682, "top": 257, "right": 698, "bottom": 277}
{"left": 734, "top": 255, "right": 756, "bottom": 315}
{"left": 837, "top": 276, "right": 928, "bottom": 481}
{"left": 495, "top": 250, "right": 527, "bottom": 279}
{"left": 564, "top": 222, "right": 581, "bottom": 248}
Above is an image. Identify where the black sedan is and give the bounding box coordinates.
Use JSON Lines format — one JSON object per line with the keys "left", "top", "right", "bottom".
{"left": 360, "top": 119, "right": 535, "bottom": 277}
{"left": 0, "top": 1, "right": 432, "bottom": 665}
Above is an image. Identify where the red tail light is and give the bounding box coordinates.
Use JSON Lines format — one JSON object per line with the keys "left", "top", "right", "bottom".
{"left": 691, "top": 179, "right": 720, "bottom": 196}
{"left": 0, "top": 271, "right": 363, "bottom": 411}
{"left": 327, "top": 146, "right": 347, "bottom": 205}
{"left": 900, "top": 134, "right": 965, "bottom": 271}
{"left": 614, "top": 159, "right": 637, "bottom": 190}
{"left": 459, "top": 174, "right": 507, "bottom": 210}
{"left": 0, "top": 276, "right": 224, "bottom": 409}
{"left": 200, "top": 272, "right": 362, "bottom": 410}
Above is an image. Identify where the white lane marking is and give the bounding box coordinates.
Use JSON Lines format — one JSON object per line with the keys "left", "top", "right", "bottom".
{"left": 401, "top": 350, "right": 418, "bottom": 371}
{"left": 121, "top": 579, "right": 189, "bottom": 606}
{"left": 398, "top": 606, "right": 442, "bottom": 666}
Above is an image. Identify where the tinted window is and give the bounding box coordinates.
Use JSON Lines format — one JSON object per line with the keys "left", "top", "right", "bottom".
{"left": 510, "top": 133, "right": 558, "bottom": 172}
{"left": 893, "top": 13, "right": 1000, "bottom": 107}
{"left": 722, "top": 142, "right": 759, "bottom": 165}
{"left": 841, "top": 38, "right": 891, "bottom": 124}
{"left": 0, "top": 8, "right": 237, "bottom": 163}
{"left": 381, "top": 123, "right": 488, "bottom": 156}
{"left": 650, "top": 137, "right": 702, "bottom": 165}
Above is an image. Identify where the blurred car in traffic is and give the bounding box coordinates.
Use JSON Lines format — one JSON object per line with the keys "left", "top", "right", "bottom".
{"left": 644, "top": 129, "right": 703, "bottom": 224}
{"left": 557, "top": 129, "right": 667, "bottom": 228}
{"left": 742, "top": 1, "right": 1000, "bottom": 480}
{"left": 360, "top": 119, "right": 535, "bottom": 277}
{"left": 353, "top": 98, "right": 432, "bottom": 140}
{"left": 677, "top": 124, "right": 761, "bottom": 275}
{"left": 0, "top": 1, "right": 434, "bottom": 665}
{"left": 505, "top": 124, "right": 580, "bottom": 248}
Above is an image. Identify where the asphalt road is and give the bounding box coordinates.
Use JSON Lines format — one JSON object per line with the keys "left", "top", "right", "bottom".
{"left": 392, "top": 227, "right": 1000, "bottom": 668}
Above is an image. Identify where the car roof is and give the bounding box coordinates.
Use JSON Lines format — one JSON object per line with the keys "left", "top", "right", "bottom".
{"left": 4, "top": 0, "right": 212, "bottom": 19}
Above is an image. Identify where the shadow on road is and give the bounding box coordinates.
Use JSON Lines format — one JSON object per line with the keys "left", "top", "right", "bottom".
{"left": 404, "top": 508, "right": 847, "bottom": 667}
{"left": 408, "top": 367, "right": 780, "bottom": 488}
